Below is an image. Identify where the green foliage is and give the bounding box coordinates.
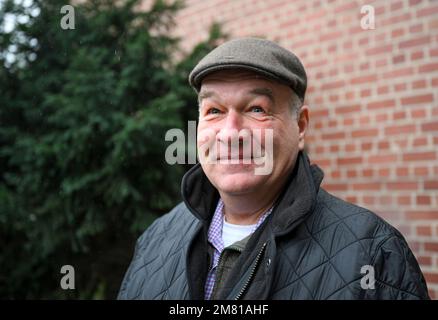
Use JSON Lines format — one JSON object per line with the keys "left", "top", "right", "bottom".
{"left": 0, "top": 0, "right": 224, "bottom": 298}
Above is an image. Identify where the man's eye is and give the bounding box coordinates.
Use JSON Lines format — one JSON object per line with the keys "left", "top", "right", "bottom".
{"left": 206, "top": 108, "right": 221, "bottom": 115}
{"left": 250, "top": 106, "right": 265, "bottom": 113}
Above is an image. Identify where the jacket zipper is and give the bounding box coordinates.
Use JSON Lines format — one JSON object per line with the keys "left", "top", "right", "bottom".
{"left": 210, "top": 244, "right": 244, "bottom": 298}
{"left": 234, "top": 242, "right": 267, "bottom": 300}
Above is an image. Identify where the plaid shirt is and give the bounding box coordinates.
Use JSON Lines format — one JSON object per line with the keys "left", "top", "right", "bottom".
{"left": 204, "top": 199, "right": 273, "bottom": 300}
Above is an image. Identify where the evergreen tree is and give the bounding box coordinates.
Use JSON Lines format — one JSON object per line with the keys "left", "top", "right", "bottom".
{"left": 0, "top": 0, "right": 224, "bottom": 298}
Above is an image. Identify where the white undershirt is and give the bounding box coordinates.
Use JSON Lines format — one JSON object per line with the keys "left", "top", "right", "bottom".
{"left": 222, "top": 216, "right": 257, "bottom": 247}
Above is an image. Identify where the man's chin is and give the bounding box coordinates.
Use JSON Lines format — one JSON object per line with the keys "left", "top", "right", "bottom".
{"left": 213, "top": 172, "right": 266, "bottom": 195}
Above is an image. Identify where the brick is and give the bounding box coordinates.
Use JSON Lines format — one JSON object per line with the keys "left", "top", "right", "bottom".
{"left": 377, "top": 141, "right": 390, "bottom": 150}
{"left": 416, "top": 225, "right": 432, "bottom": 236}
{"left": 375, "top": 113, "right": 389, "bottom": 122}
{"left": 345, "top": 196, "right": 358, "bottom": 204}
{"left": 395, "top": 167, "right": 409, "bottom": 176}
{"left": 313, "top": 158, "right": 331, "bottom": 167}
{"left": 352, "top": 183, "right": 381, "bottom": 191}
{"left": 407, "top": 211, "right": 438, "bottom": 220}
{"left": 322, "top": 132, "right": 345, "bottom": 140}
{"left": 387, "top": 182, "right": 418, "bottom": 190}
{"left": 319, "top": 30, "right": 343, "bottom": 42}
{"left": 414, "top": 167, "right": 429, "bottom": 176}
{"left": 311, "top": 109, "right": 329, "bottom": 118}
{"left": 328, "top": 119, "right": 338, "bottom": 127}
{"left": 409, "top": 0, "right": 422, "bottom": 5}
{"left": 418, "top": 5, "right": 438, "bottom": 18}
{"left": 367, "top": 99, "right": 396, "bottom": 110}
{"left": 345, "top": 91, "right": 355, "bottom": 100}
{"left": 424, "top": 242, "right": 438, "bottom": 252}
{"left": 345, "top": 143, "right": 356, "bottom": 152}
{"left": 397, "top": 196, "right": 411, "bottom": 205}
{"left": 412, "top": 79, "right": 426, "bottom": 89}
{"left": 411, "top": 108, "right": 427, "bottom": 119}
{"left": 412, "top": 137, "right": 428, "bottom": 147}
{"left": 392, "top": 55, "right": 405, "bottom": 64}
{"left": 393, "top": 111, "right": 406, "bottom": 120}
{"left": 391, "top": 1, "right": 403, "bottom": 11}
{"left": 331, "top": 170, "right": 341, "bottom": 179}
{"left": 323, "top": 183, "right": 348, "bottom": 191}
{"left": 425, "top": 181, "right": 438, "bottom": 190}
{"left": 401, "top": 94, "right": 434, "bottom": 105}
{"left": 430, "top": 48, "right": 438, "bottom": 57}
{"left": 366, "top": 45, "right": 393, "bottom": 56}
{"left": 346, "top": 170, "right": 357, "bottom": 178}
{"left": 361, "top": 142, "right": 372, "bottom": 151}
{"left": 394, "top": 83, "right": 407, "bottom": 92}
{"left": 403, "top": 152, "right": 436, "bottom": 161}
{"left": 382, "top": 13, "right": 410, "bottom": 26}
{"left": 431, "top": 18, "right": 438, "bottom": 30}
{"left": 378, "top": 168, "right": 391, "bottom": 177}
{"left": 337, "top": 157, "right": 363, "bottom": 166}
{"left": 385, "top": 124, "right": 416, "bottom": 135}
{"left": 377, "top": 86, "right": 389, "bottom": 95}
{"left": 399, "top": 36, "right": 431, "bottom": 48}
{"left": 330, "top": 145, "right": 340, "bottom": 152}
{"left": 351, "top": 74, "right": 378, "bottom": 84}
{"left": 352, "top": 129, "right": 378, "bottom": 138}
{"left": 336, "top": 104, "right": 361, "bottom": 114}
{"left": 363, "top": 196, "right": 375, "bottom": 205}
{"left": 362, "top": 169, "right": 374, "bottom": 178}
{"left": 417, "top": 256, "right": 432, "bottom": 266}
{"left": 321, "top": 80, "right": 344, "bottom": 90}
{"left": 421, "top": 121, "right": 438, "bottom": 132}
{"left": 417, "top": 196, "right": 431, "bottom": 205}
{"left": 375, "top": 58, "right": 387, "bottom": 68}
{"left": 359, "top": 116, "right": 370, "bottom": 125}
{"left": 409, "top": 24, "right": 423, "bottom": 33}
{"left": 343, "top": 118, "right": 354, "bottom": 126}
{"left": 334, "top": 2, "right": 357, "bottom": 13}
{"left": 360, "top": 89, "right": 371, "bottom": 98}
{"left": 378, "top": 197, "right": 393, "bottom": 206}
{"left": 329, "top": 95, "right": 339, "bottom": 103}
{"left": 368, "top": 154, "right": 397, "bottom": 164}
{"left": 391, "top": 28, "right": 404, "bottom": 38}
{"left": 419, "top": 62, "right": 438, "bottom": 73}
{"left": 411, "top": 51, "right": 424, "bottom": 60}
{"left": 382, "top": 67, "right": 413, "bottom": 79}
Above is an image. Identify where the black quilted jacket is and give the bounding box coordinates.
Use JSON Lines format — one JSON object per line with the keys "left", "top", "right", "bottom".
{"left": 118, "top": 152, "right": 430, "bottom": 300}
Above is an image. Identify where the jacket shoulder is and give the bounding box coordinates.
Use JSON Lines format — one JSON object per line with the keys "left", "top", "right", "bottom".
{"left": 310, "top": 188, "right": 400, "bottom": 244}
{"left": 117, "top": 202, "right": 199, "bottom": 299}
{"left": 136, "top": 202, "right": 198, "bottom": 247}
{"left": 310, "top": 189, "right": 429, "bottom": 299}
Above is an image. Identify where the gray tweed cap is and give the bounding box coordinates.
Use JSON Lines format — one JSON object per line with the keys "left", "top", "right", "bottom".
{"left": 188, "top": 37, "right": 307, "bottom": 102}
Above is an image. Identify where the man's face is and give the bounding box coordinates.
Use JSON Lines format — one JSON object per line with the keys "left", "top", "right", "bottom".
{"left": 197, "top": 69, "right": 308, "bottom": 197}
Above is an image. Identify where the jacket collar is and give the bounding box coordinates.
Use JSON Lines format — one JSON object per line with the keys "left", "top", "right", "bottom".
{"left": 181, "top": 151, "right": 324, "bottom": 235}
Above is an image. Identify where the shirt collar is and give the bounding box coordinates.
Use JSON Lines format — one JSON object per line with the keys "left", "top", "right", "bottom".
{"left": 207, "top": 198, "right": 274, "bottom": 252}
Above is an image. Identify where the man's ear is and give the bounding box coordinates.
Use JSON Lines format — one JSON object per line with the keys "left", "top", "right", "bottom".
{"left": 298, "top": 105, "right": 309, "bottom": 151}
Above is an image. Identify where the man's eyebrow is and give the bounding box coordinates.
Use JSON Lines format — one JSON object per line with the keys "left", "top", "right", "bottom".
{"left": 248, "top": 87, "right": 275, "bottom": 104}
{"left": 198, "top": 90, "right": 217, "bottom": 105}
{"left": 198, "top": 88, "right": 275, "bottom": 106}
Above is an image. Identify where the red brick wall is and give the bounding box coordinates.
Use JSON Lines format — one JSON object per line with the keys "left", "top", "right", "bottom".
{"left": 169, "top": 0, "right": 438, "bottom": 298}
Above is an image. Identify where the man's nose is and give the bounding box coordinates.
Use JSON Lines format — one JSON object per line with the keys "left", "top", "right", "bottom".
{"left": 216, "top": 110, "right": 243, "bottom": 143}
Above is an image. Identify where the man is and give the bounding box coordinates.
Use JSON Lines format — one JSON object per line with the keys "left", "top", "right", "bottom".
{"left": 118, "top": 38, "right": 430, "bottom": 300}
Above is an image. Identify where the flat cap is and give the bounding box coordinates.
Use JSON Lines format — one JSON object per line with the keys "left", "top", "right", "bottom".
{"left": 189, "top": 37, "right": 307, "bottom": 101}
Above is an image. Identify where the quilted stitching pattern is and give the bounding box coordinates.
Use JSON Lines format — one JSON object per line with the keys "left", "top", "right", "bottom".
{"left": 118, "top": 190, "right": 429, "bottom": 300}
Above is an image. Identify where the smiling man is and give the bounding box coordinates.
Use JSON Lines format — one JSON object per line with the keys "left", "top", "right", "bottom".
{"left": 118, "top": 38, "right": 429, "bottom": 300}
